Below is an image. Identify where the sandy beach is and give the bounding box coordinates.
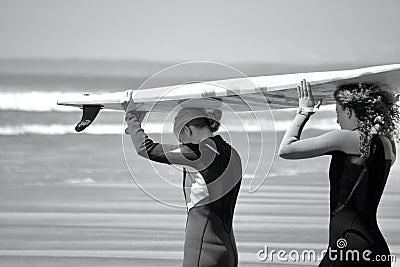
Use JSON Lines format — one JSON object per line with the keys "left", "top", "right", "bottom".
{"left": 1, "top": 133, "right": 399, "bottom": 266}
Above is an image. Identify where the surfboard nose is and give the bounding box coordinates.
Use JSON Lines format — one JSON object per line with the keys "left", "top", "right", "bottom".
{"left": 75, "top": 105, "right": 102, "bottom": 132}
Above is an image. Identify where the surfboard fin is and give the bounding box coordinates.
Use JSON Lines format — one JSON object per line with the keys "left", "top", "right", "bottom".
{"left": 75, "top": 105, "right": 102, "bottom": 132}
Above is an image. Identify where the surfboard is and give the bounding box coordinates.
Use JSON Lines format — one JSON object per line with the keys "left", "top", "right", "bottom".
{"left": 57, "top": 64, "right": 400, "bottom": 131}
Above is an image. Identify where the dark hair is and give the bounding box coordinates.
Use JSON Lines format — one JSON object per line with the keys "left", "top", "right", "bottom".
{"left": 185, "top": 117, "right": 220, "bottom": 133}
{"left": 333, "top": 82, "right": 400, "bottom": 157}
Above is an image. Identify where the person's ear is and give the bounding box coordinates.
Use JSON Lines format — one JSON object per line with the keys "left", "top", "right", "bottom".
{"left": 345, "top": 107, "right": 352, "bottom": 119}
{"left": 187, "top": 126, "right": 193, "bottom": 135}
{"left": 183, "top": 126, "right": 192, "bottom": 136}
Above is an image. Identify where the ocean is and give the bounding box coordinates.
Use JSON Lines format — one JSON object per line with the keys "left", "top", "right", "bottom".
{"left": 1, "top": 72, "right": 399, "bottom": 266}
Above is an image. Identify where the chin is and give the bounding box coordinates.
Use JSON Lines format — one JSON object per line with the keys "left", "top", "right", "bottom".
{"left": 338, "top": 124, "right": 345, "bottom": 130}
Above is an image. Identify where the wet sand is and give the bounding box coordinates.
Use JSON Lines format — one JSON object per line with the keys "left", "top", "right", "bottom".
{"left": 1, "top": 134, "right": 399, "bottom": 266}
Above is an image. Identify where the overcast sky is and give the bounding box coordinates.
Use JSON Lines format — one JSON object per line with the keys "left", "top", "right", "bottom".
{"left": 1, "top": 0, "right": 400, "bottom": 65}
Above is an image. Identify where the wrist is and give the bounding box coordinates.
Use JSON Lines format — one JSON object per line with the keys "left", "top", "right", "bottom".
{"left": 125, "top": 111, "right": 139, "bottom": 122}
{"left": 297, "top": 107, "right": 315, "bottom": 116}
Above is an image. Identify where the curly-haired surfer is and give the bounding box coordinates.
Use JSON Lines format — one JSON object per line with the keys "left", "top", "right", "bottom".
{"left": 279, "top": 80, "right": 399, "bottom": 266}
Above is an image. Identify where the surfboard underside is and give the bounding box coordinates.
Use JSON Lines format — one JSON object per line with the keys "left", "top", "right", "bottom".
{"left": 57, "top": 64, "right": 400, "bottom": 112}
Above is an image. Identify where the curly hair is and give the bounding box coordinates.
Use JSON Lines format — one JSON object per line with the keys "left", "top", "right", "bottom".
{"left": 333, "top": 82, "right": 400, "bottom": 157}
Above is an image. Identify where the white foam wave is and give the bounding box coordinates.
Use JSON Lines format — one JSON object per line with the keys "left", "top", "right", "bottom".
{"left": 0, "top": 91, "right": 338, "bottom": 112}
{"left": 0, "top": 119, "right": 339, "bottom": 135}
{"left": 65, "top": 177, "right": 96, "bottom": 184}
{"left": 0, "top": 124, "right": 123, "bottom": 135}
{"left": 0, "top": 90, "right": 339, "bottom": 117}
{"left": 275, "top": 104, "right": 336, "bottom": 112}
{"left": 0, "top": 91, "right": 117, "bottom": 112}
{"left": 263, "top": 118, "right": 340, "bottom": 132}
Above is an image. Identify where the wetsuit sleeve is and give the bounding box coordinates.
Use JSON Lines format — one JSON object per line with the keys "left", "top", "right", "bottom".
{"left": 162, "top": 139, "right": 219, "bottom": 174}
{"left": 279, "top": 114, "right": 360, "bottom": 159}
{"left": 126, "top": 115, "right": 200, "bottom": 166}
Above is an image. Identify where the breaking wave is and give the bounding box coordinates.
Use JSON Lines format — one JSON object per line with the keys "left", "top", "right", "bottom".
{"left": 0, "top": 119, "right": 339, "bottom": 135}
{"left": 0, "top": 91, "right": 336, "bottom": 112}
{"left": 0, "top": 91, "right": 116, "bottom": 112}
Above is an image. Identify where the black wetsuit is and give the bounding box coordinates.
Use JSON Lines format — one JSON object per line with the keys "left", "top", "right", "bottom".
{"left": 320, "top": 135, "right": 392, "bottom": 267}
{"left": 126, "top": 116, "right": 242, "bottom": 266}
{"left": 182, "top": 137, "right": 242, "bottom": 267}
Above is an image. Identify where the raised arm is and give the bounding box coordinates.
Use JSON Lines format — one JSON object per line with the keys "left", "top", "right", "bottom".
{"left": 279, "top": 127, "right": 360, "bottom": 159}
{"left": 123, "top": 97, "right": 211, "bottom": 168}
{"left": 125, "top": 109, "right": 205, "bottom": 169}
{"left": 278, "top": 80, "right": 360, "bottom": 159}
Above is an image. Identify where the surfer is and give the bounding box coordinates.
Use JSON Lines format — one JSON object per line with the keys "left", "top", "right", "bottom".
{"left": 279, "top": 80, "right": 399, "bottom": 266}
{"left": 122, "top": 99, "right": 242, "bottom": 267}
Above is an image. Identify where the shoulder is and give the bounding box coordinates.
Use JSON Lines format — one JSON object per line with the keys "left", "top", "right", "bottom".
{"left": 179, "top": 143, "right": 200, "bottom": 158}
{"left": 325, "top": 129, "right": 360, "bottom": 139}
{"left": 322, "top": 129, "right": 361, "bottom": 155}
{"left": 178, "top": 137, "right": 220, "bottom": 160}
